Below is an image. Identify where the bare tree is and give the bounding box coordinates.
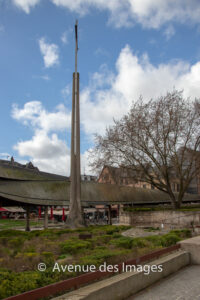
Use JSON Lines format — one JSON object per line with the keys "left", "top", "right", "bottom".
{"left": 90, "top": 90, "right": 200, "bottom": 208}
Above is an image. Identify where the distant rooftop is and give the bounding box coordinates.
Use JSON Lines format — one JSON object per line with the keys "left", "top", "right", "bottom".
{"left": 0, "top": 159, "right": 39, "bottom": 171}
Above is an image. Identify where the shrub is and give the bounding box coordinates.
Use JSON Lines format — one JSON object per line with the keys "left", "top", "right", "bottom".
{"left": 105, "top": 226, "right": 120, "bottom": 235}
{"left": 60, "top": 239, "right": 92, "bottom": 254}
{"left": 170, "top": 229, "right": 191, "bottom": 239}
{"left": 161, "top": 233, "right": 181, "bottom": 247}
{"left": 110, "top": 237, "right": 133, "bottom": 249}
{"left": 98, "top": 235, "right": 112, "bottom": 243}
{"left": 24, "top": 252, "right": 38, "bottom": 259}
{"left": 116, "top": 225, "right": 132, "bottom": 231}
{"left": 131, "top": 238, "right": 148, "bottom": 248}
{"left": 80, "top": 249, "right": 128, "bottom": 266}
{"left": 54, "top": 229, "right": 73, "bottom": 236}
{"left": 0, "top": 237, "right": 8, "bottom": 246}
{"left": 144, "top": 227, "right": 160, "bottom": 232}
{"left": 0, "top": 270, "right": 40, "bottom": 299}
{"left": 57, "top": 254, "right": 68, "bottom": 260}
{"left": 144, "top": 235, "right": 163, "bottom": 247}
{"left": 112, "top": 233, "right": 121, "bottom": 239}
{"left": 23, "top": 246, "right": 36, "bottom": 253}
{"left": 8, "top": 237, "right": 25, "bottom": 250}
{"left": 41, "top": 252, "right": 54, "bottom": 265}
{"left": 0, "top": 230, "right": 28, "bottom": 238}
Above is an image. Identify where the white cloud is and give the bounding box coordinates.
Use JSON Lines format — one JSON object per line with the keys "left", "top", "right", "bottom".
{"left": 39, "top": 38, "right": 59, "bottom": 68}
{"left": 51, "top": 0, "right": 200, "bottom": 29}
{"left": 11, "top": 100, "right": 97, "bottom": 175}
{"left": 12, "top": 0, "right": 40, "bottom": 13}
{"left": 61, "top": 28, "right": 72, "bottom": 44}
{"left": 81, "top": 149, "right": 96, "bottom": 175}
{"left": 11, "top": 1, "right": 200, "bottom": 29}
{"left": 40, "top": 75, "right": 50, "bottom": 81}
{"left": 14, "top": 131, "right": 70, "bottom": 175}
{"left": 12, "top": 101, "right": 71, "bottom": 133}
{"left": 163, "top": 24, "right": 175, "bottom": 40}
{"left": 14, "top": 132, "right": 67, "bottom": 159}
{"left": 12, "top": 101, "right": 71, "bottom": 175}
{"left": 12, "top": 45, "right": 200, "bottom": 175}
{"left": 80, "top": 45, "right": 200, "bottom": 137}
{"left": 61, "top": 84, "right": 71, "bottom": 99}
{"left": 32, "top": 75, "right": 51, "bottom": 81}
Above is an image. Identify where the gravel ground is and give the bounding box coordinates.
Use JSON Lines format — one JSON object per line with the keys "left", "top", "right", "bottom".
{"left": 122, "top": 227, "right": 170, "bottom": 238}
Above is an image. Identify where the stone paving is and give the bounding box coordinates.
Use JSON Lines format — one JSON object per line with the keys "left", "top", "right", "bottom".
{"left": 122, "top": 227, "right": 169, "bottom": 238}
{"left": 127, "top": 265, "right": 200, "bottom": 300}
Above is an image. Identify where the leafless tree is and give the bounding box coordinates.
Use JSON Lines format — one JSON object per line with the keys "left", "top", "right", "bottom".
{"left": 90, "top": 90, "right": 200, "bottom": 208}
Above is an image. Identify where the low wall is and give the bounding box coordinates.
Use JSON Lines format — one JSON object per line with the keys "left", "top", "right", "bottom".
{"left": 120, "top": 210, "right": 200, "bottom": 229}
{"left": 179, "top": 236, "right": 200, "bottom": 264}
{"left": 54, "top": 251, "right": 189, "bottom": 300}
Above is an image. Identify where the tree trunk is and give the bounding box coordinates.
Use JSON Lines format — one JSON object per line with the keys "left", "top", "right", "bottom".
{"left": 173, "top": 201, "right": 181, "bottom": 209}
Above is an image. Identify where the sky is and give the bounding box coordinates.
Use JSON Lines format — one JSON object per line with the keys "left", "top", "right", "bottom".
{"left": 0, "top": 0, "right": 200, "bottom": 176}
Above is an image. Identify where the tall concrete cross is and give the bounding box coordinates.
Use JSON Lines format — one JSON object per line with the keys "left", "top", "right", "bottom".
{"left": 68, "top": 20, "right": 84, "bottom": 227}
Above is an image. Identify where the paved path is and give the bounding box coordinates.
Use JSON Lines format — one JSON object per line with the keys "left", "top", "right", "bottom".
{"left": 127, "top": 265, "right": 200, "bottom": 300}
{"left": 122, "top": 227, "right": 169, "bottom": 238}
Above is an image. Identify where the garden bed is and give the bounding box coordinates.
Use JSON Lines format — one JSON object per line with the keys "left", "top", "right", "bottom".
{"left": 0, "top": 225, "right": 191, "bottom": 299}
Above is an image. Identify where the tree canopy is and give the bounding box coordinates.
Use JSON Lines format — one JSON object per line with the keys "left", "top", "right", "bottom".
{"left": 90, "top": 90, "right": 200, "bottom": 208}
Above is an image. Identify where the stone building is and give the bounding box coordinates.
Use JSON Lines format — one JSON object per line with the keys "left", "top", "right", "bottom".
{"left": 98, "top": 165, "right": 199, "bottom": 194}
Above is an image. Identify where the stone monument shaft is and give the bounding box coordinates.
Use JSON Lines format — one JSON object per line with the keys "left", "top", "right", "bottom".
{"left": 68, "top": 20, "right": 83, "bottom": 226}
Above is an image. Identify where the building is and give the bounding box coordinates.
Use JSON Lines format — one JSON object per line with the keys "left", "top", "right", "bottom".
{"left": 98, "top": 165, "right": 199, "bottom": 194}
{"left": 98, "top": 165, "right": 152, "bottom": 189}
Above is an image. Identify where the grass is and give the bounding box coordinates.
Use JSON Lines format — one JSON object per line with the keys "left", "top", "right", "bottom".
{"left": 123, "top": 206, "right": 200, "bottom": 212}
{"left": 144, "top": 227, "right": 160, "bottom": 232}
{"left": 0, "top": 225, "right": 191, "bottom": 299}
{"left": 0, "top": 219, "right": 44, "bottom": 230}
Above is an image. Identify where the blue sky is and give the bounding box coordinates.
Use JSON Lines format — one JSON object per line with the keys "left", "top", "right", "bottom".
{"left": 0, "top": 0, "right": 200, "bottom": 175}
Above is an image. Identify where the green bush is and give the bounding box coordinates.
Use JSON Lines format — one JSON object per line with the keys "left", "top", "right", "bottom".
{"left": 24, "top": 252, "right": 38, "bottom": 259}
{"left": 8, "top": 237, "right": 25, "bottom": 249}
{"left": 98, "top": 235, "right": 112, "bottom": 243}
{"left": 110, "top": 237, "right": 133, "bottom": 249}
{"left": 131, "top": 238, "right": 148, "bottom": 248}
{"left": 0, "top": 270, "right": 41, "bottom": 299}
{"left": 116, "top": 225, "right": 132, "bottom": 231}
{"left": 54, "top": 229, "right": 73, "bottom": 235}
{"left": 80, "top": 249, "right": 129, "bottom": 266}
{"left": 0, "top": 268, "right": 65, "bottom": 299}
{"left": 144, "top": 235, "right": 163, "bottom": 247}
{"left": 105, "top": 226, "right": 122, "bottom": 235}
{"left": 161, "top": 233, "right": 181, "bottom": 247}
{"left": 170, "top": 229, "right": 191, "bottom": 239}
{"left": 60, "top": 239, "right": 92, "bottom": 254}
{"left": 57, "top": 254, "right": 68, "bottom": 260}
{"left": 144, "top": 227, "right": 160, "bottom": 232}
{"left": 95, "top": 246, "right": 107, "bottom": 250}
{"left": 23, "top": 246, "right": 36, "bottom": 253}
{"left": 112, "top": 233, "right": 121, "bottom": 239}
{"left": 0, "top": 230, "right": 29, "bottom": 238}
{"left": 0, "top": 237, "right": 8, "bottom": 245}
{"left": 41, "top": 252, "right": 54, "bottom": 265}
